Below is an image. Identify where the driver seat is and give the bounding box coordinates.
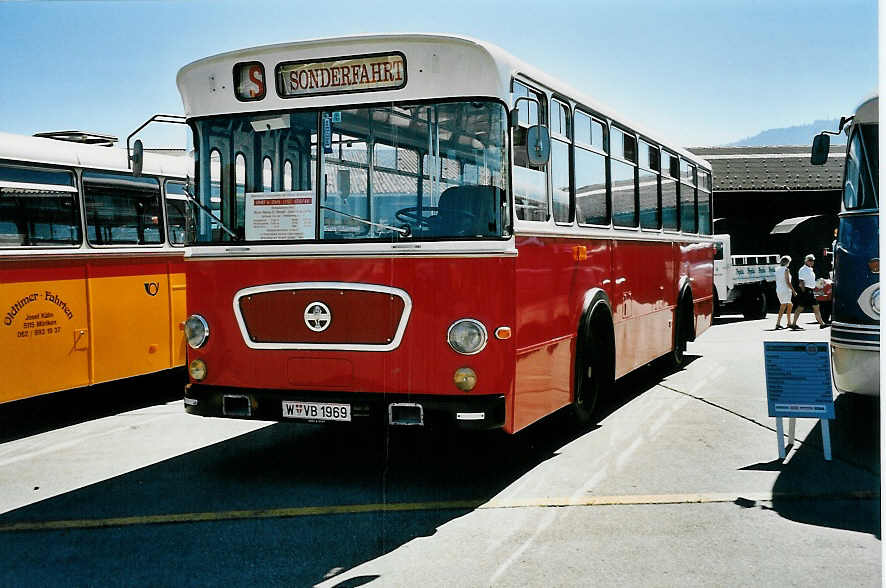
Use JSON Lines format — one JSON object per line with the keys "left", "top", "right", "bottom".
{"left": 436, "top": 185, "right": 497, "bottom": 236}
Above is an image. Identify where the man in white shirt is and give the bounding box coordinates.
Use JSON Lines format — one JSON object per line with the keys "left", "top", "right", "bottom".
{"left": 791, "top": 254, "right": 828, "bottom": 329}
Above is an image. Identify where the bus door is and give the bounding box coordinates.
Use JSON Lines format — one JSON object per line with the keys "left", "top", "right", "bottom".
{"left": 82, "top": 172, "right": 174, "bottom": 384}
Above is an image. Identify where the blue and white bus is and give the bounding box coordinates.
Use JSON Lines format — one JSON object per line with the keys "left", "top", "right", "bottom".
{"left": 812, "top": 96, "right": 879, "bottom": 396}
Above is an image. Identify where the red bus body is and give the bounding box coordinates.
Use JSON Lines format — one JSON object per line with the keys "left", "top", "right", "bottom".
{"left": 178, "top": 34, "right": 714, "bottom": 433}
{"left": 185, "top": 236, "right": 711, "bottom": 433}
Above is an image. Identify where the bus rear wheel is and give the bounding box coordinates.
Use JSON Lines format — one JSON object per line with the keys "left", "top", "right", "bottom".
{"left": 671, "top": 299, "right": 692, "bottom": 368}
{"left": 573, "top": 326, "right": 608, "bottom": 425}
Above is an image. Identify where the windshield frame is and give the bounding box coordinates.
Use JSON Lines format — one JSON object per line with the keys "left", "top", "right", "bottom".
{"left": 188, "top": 96, "right": 512, "bottom": 247}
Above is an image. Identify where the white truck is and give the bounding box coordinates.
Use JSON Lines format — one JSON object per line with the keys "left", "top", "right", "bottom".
{"left": 713, "top": 234, "right": 780, "bottom": 319}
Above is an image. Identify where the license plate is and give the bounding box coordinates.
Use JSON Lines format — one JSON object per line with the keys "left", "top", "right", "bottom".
{"left": 282, "top": 401, "right": 351, "bottom": 422}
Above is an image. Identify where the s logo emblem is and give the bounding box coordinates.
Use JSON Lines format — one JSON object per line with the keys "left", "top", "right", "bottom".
{"left": 144, "top": 282, "right": 160, "bottom": 296}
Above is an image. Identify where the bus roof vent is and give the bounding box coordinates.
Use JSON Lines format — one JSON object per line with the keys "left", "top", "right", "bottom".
{"left": 32, "top": 130, "right": 118, "bottom": 147}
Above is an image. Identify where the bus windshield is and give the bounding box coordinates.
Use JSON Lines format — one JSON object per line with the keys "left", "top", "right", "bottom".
{"left": 192, "top": 100, "right": 509, "bottom": 244}
{"left": 843, "top": 123, "right": 878, "bottom": 211}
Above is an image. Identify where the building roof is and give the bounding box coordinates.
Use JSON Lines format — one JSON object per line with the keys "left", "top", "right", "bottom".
{"left": 688, "top": 145, "right": 845, "bottom": 192}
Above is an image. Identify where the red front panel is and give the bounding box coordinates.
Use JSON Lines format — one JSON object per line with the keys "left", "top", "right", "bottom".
{"left": 239, "top": 289, "right": 404, "bottom": 344}
{"left": 186, "top": 255, "right": 516, "bottom": 425}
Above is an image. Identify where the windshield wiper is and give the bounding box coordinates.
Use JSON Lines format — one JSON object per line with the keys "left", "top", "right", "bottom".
{"left": 320, "top": 205, "right": 409, "bottom": 236}
{"left": 182, "top": 184, "right": 238, "bottom": 241}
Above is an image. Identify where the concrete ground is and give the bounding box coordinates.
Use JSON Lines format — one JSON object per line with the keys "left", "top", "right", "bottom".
{"left": 0, "top": 312, "right": 879, "bottom": 586}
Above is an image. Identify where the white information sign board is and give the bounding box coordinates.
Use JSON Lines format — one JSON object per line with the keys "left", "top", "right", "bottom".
{"left": 245, "top": 191, "right": 315, "bottom": 241}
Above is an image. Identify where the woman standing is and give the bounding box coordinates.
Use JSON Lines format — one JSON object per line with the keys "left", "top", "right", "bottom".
{"left": 774, "top": 255, "right": 796, "bottom": 329}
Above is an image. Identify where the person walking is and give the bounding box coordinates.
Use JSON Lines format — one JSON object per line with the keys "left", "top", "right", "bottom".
{"left": 791, "top": 253, "right": 828, "bottom": 329}
{"left": 774, "top": 255, "right": 795, "bottom": 329}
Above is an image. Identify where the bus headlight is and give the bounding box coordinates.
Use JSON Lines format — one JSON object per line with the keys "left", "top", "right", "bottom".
{"left": 857, "top": 284, "right": 879, "bottom": 320}
{"left": 185, "top": 314, "right": 210, "bottom": 349}
{"left": 189, "top": 359, "right": 207, "bottom": 381}
{"left": 447, "top": 319, "right": 488, "bottom": 355}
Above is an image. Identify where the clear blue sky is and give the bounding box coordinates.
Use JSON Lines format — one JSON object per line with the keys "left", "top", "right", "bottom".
{"left": 0, "top": 0, "right": 877, "bottom": 149}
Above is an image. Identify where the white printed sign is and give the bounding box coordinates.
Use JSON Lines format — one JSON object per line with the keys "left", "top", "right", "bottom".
{"left": 245, "top": 191, "right": 315, "bottom": 241}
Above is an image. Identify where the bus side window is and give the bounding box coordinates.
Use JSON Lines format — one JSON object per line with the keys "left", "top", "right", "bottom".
{"left": 512, "top": 80, "right": 549, "bottom": 222}
{"left": 550, "top": 98, "right": 572, "bottom": 224}
{"left": 679, "top": 160, "right": 697, "bottom": 233}
{"left": 83, "top": 172, "right": 163, "bottom": 245}
{"left": 611, "top": 126, "right": 637, "bottom": 228}
{"left": 698, "top": 170, "right": 712, "bottom": 235}
{"left": 164, "top": 181, "right": 194, "bottom": 245}
{"left": 661, "top": 151, "right": 679, "bottom": 231}
{"left": 0, "top": 164, "right": 80, "bottom": 247}
{"left": 575, "top": 111, "right": 609, "bottom": 226}
{"left": 638, "top": 139, "right": 660, "bottom": 230}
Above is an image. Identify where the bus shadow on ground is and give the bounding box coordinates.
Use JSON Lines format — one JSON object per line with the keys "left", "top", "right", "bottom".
{"left": 0, "top": 411, "right": 587, "bottom": 584}
{"left": 0, "top": 370, "right": 187, "bottom": 443}
{"left": 0, "top": 359, "right": 679, "bottom": 586}
{"left": 741, "top": 393, "right": 880, "bottom": 538}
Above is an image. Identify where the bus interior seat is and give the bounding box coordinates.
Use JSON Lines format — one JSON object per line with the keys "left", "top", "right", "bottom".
{"left": 435, "top": 185, "right": 497, "bottom": 236}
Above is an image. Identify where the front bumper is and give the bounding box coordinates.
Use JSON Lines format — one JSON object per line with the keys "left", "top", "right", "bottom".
{"left": 184, "top": 383, "right": 506, "bottom": 430}
{"left": 831, "top": 345, "right": 880, "bottom": 397}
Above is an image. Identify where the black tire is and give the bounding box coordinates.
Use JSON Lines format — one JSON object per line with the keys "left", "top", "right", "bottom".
{"left": 573, "top": 322, "right": 609, "bottom": 425}
{"left": 671, "top": 303, "right": 689, "bottom": 368}
{"left": 713, "top": 289, "right": 721, "bottom": 318}
{"left": 742, "top": 288, "right": 767, "bottom": 320}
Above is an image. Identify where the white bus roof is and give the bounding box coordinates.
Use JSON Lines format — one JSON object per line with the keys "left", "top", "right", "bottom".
{"left": 0, "top": 131, "right": 187, "bottom": 178}
{"left": 177, "top": 33, "right": 709, "bottom": 170}
{"left": 853, "top": 95, "right": 878, "bottom": 125}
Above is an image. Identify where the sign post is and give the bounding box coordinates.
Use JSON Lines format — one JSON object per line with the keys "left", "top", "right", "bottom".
{"left": 763, "top": 342, "right": 834, "bottom": 461}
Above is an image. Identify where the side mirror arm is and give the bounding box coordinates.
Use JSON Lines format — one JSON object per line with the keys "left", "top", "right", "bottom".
{"left": 126, "top": 114, "right": 188, "bottom": 176}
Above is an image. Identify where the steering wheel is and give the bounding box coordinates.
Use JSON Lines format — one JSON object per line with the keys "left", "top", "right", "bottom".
{"left": 395, "top": 206, "right": 438, "bottom": 228}
{"left": 395, "top": 206, "right": 481, "bottom": 235}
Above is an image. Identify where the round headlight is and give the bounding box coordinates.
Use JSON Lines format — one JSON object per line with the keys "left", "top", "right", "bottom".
{"left": 447, "top": 319, "right": 488, "bottom": 355}
{"left": 871, "top": 288, "right": 880, "bottom": 316}
{"left": 185, "top": 314, "right": 209, "bottom": 349}
{"left": 189, "top": 359, "right": 207, "bottom": 381}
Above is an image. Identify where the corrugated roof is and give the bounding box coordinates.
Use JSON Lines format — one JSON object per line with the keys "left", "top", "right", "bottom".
{"left": 688, "top": 145, "right": 845, "bottom": 191}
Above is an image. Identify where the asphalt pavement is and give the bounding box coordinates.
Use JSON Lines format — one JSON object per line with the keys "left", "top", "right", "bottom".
{"left": 0, "top": 312, "right": 879, "bottom": 586}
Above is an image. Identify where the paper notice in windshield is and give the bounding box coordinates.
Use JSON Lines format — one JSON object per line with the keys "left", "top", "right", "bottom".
{"left": 245, "top": 191, "right": 315, "bottom": 240}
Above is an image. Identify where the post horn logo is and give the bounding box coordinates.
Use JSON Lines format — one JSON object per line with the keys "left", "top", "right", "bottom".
{"left": 144, "top": 282, "right": 160, "bottom": 296}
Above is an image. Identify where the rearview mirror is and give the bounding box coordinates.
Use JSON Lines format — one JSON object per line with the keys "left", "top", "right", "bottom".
{"left": 130, "top": 139, "right": 144, "bottom": 177}
{"left": 811, "top": 133, "right": 830, "bottom": 165}
{"left": 526, "top": 125, "right": 550, "bottom": 166}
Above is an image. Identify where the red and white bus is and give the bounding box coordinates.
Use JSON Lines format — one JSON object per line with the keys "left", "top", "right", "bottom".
{"left": 177, "top": 34, "right": 713, "bottom": 433}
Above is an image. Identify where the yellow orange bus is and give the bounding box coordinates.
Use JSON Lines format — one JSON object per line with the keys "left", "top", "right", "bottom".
{"left": 0, "top": 131, "right": 190, "bottom": 404}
